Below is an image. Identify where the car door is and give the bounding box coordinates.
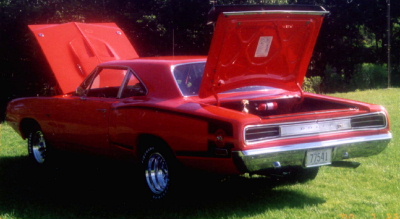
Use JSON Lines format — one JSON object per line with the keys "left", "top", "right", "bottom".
{"left": 53, "top": 67, "right": 130, "bottom": 155}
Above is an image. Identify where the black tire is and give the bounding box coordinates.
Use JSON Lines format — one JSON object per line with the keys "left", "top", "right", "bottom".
{"left": 140, "top": 145, "right": 178, "bottom": 200}
{"left": 27, "top": 125, "right": 50, "bottom": 165}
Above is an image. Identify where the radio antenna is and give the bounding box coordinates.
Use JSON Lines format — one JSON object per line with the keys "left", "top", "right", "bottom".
{"left": 172, "top": 28, "right": 175, "bottom": 56}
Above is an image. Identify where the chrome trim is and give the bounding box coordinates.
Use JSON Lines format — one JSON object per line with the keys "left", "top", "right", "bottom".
{"left": 244, "top": 112, "right": 389, "bottom": 144}
{"left": 280, "top": 118, "right": 351, "bottom": 137}
{"left": 223, "top": 10, "right": 330, "bottom": 16}
{"left": 233, "top": 133, "right": 391, "bottom": 173}
{"left": 242, "top": 133, "right": 392, "bottom": 156}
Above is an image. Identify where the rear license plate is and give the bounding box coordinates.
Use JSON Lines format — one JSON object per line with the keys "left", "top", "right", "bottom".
{"left": 305, "top": 148, "right": 332, "bottom": 167}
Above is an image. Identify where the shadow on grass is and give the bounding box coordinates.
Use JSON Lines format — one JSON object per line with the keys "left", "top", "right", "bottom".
{"left": 0, "top": 156, "right": 326, "bottom": 219}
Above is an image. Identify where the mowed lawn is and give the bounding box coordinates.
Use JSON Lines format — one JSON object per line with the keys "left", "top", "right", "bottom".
{"left": 0, "top": 88, "right": 399, "bottom": 219}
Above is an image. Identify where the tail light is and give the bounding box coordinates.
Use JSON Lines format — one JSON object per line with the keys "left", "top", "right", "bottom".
{"left": 208, "top": 121, "right": 234, "bottom": 157}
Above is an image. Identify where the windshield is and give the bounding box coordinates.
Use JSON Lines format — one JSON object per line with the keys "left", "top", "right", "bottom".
{"left": 173, "top": 62, "right": 274, "bottom": 96}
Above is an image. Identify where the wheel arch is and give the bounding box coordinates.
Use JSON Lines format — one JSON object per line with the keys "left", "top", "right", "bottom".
{"left": 136, "top": 134, "right": 175, "bottom": 158}
{"left": 19, "top": 118, "right": 41, "bottom": 139}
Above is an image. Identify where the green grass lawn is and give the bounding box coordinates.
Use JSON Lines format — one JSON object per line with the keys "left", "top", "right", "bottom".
{"left": 1, "top": 88, "right": 399, "bottom": 219}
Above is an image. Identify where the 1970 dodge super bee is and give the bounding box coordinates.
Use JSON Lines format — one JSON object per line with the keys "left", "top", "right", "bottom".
{"left": 6, "top": 5, "right": 392, "bottom": 200}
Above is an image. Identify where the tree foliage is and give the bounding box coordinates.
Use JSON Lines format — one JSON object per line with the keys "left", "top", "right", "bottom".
{"left": 308, "top": 0, "right": 400, "bottom": 92}
{"left": 1, "top": 0, "right": 399, "bottom": 119}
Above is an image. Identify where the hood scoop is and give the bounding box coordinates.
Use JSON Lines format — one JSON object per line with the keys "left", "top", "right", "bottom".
{"left": 29, "top": 22, "right": 139, "bottom": 94}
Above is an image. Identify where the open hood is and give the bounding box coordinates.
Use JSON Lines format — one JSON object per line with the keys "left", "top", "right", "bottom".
{"left": 199, "top": 6, "right": 328, "bottom": 98}
{"left": 29, "top": 22, "right": 139, "bottom": 94}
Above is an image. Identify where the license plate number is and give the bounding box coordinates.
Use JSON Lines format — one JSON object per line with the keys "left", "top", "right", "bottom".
{"left": 305, "top": 148, "right": 332, "bottom": 167}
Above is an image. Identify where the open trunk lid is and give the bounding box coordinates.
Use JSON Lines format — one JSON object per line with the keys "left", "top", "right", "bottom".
{"left": 199, "top": 5, "right": 328, "bottom": 98}
{"left": 29, "top": 22, "right": 139, "bottom": 94}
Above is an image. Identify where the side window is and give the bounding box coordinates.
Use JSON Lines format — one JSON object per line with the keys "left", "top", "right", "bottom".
{"left": 120, "top": 71, "right": 146, "bottom": 98}
{"left": 87, "top": 68, "right": 127, "bottom": 98}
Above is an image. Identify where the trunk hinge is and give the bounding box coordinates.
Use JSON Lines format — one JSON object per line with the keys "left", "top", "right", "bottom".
{"left": 211, "top": 79, "right": 222, "bottom": 106}
{"left": 213, "top": 90, "right": 220, "bottom": 107}
{"left": 297, "top": 82, "right": 304, "bottom": 103}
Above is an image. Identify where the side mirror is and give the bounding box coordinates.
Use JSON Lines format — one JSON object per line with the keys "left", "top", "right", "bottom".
{"left": 76, "top": 86, "right": 86, "bottom": 96}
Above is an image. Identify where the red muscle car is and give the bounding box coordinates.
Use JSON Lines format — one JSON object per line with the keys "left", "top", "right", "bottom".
{"left": 6, "top": 5, "right": 392, "bottom": 200}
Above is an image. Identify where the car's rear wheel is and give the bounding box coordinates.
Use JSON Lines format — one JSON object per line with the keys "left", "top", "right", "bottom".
{"left": 28, "top": 126, "right": 49, "bottom": 165}
{"left": 141, "top": 145, "right": 178, "bottom": 200}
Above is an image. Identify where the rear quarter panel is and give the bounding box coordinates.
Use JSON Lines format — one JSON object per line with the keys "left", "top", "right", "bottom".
{"left": 109, "top": 100, "right": 253, "bottom": 174}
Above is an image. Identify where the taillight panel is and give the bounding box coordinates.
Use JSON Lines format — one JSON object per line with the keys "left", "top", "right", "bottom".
{"left": 245, "top": 112, "right": 388, "bottom": 144}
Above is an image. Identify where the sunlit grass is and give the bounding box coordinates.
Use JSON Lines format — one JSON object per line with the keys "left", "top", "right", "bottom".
{"left": 0, "top": 88, "right": 399, "bottom": 219}
{"left": 0, "top": 123, "right": 27, "bottom": 157}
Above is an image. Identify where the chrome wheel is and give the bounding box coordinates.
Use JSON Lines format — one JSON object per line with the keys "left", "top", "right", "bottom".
{"left": 145, "top": 152, "right": 169, "bottom": 195}
{"left": 29, "top": 130, "right": 47, "bottom": 164}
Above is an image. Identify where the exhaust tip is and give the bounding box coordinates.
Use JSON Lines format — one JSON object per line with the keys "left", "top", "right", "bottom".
{"left": 273, "top": 161, "right": 281, "bottom": 168}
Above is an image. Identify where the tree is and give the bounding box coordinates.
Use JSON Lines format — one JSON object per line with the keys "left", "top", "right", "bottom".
{"left": 310, "top": 0, "right": 399, "bottom": 92}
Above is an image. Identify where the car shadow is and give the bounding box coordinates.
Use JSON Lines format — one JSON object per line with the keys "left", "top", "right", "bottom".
{"left": 0, "top": 156, "right": 326, "bottom": 219}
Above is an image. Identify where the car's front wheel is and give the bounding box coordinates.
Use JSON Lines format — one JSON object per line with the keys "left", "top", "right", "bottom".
{"left": 28, "top": 126, "right": 49, "bottom": 165}
{"left": 141, "top": 145, "right": 178, "bottom": 200}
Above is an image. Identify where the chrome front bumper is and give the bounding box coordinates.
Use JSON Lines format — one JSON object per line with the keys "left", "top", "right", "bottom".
{"left": 233, "top": 133, "right": 392, "bottom": 173}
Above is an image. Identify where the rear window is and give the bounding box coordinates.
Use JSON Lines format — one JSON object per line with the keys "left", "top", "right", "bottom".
{"left": 173, "top": 62, "right": 206, "bottom": 96}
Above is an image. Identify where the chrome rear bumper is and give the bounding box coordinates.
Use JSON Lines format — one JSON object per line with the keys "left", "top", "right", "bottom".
{"left": 233, "top": 133, "right": 392, "bottom": 173}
